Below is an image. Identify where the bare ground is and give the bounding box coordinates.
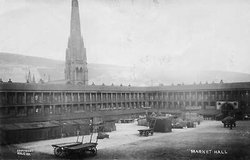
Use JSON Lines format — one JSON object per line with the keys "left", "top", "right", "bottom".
{"left": 1, "top": 120, "right": 250, "bottom": 160}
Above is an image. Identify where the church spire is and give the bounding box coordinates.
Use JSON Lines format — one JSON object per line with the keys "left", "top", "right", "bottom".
{"left": 65, "top": 0, "right": 88, "bottom": 85}
{"left": 70, "top": 0, "right": 81, "bottom": 39}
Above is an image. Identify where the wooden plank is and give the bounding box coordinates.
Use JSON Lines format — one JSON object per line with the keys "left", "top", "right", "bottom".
{"left": 52, "top": 142, "right": 81, "bottom": 148}
{"left": 67, "top": 143, "right": 97, "bottom": 150}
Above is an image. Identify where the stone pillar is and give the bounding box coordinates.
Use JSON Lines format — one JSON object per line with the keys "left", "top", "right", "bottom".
{"left": 32, "top": 92, "right": 35, "bottom": 104}
{"left": 129, "top": 93, "right": 132, "bottom": 108}
{"left": 89, "top": 93, "right": 92, "bottom": 102}
{"left": 91, "top": 93, "right": 94, "bottom": 102}
{"left": 2, "top": 92, "right": 6, "bottom": 105}
{"left": 189, "top": 92, "right": 192, "bottom": 107}
{"left": 208, "top": 91, "right": 211, "bottom": 106}
{"left": 101, "top": 93, "right": 104, "bottom": 102}
{"left": 13, "top": 92, "right": 17, "bottom": 104}
{"left": 15, "top": 106, "right": 18, "bottom": 116}
{"left": 41, "top": 105, "right": 44, "bottom": 115}
{"left": 41, "top": 92, "right": 44, "bottom": 103}
{"left": 230, "top": 90, "right": 233, "bottom": 100}
{"left": 95, "top": 92, "right": 98, "bottom": 102}
{"left": 115, "top": 93, "right": 119, "bottom": 109}
{"left": 89, "top": 93, "right": 92, "bottom": 110}
{"left": 21, "top": 105, "right": 26, "bottom": 116}
{"left": 195, "top": 91, "right": 198, "bottom": 106}
{"left": 60, "top": 92, "right": 63, "bottom": 103}
{"left": 100, "top": 92, "right": 103, "bottom": 103}
{"left": 33, "top": 106, "right": 36, "bottom": 114}
{"left": 202, "top": 91, "right": 205, "bottom": 109}
{"left": 52, "top": 92, "right": 55, "bottom": 103}
{"left": 96, "top": 92, "right": 98, "bottom": 102}
{"left": 53, "top": 105, "right": 56, "bottom": 114}
{"left": 166, "top": 92, "right": 168, "bottom": 102}
{"left": 24, "top": 92, "right": 27, "bottom": 104}
{"left": 111, "top": 102, "right": 114, "bottom": 110}
{"left": 70, "top": 93, "right": 73, "bottom": 102}
{"left": 215, "top": 91, "right": 218, "bottom": 101}
{"left": 77, "top": 92, "right": 80, "bottom": 102}
{"left": 83, "top": 92, "right": 86, "bottom": 102}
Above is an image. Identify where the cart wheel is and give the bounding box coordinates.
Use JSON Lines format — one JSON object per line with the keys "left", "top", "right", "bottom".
{"left": 145, "top": 131, "right": 149, "bottom": 136}
{"left": 139, "top": 131, "right": 142, "bottom": 136}
{"left": 54, "top": 147, "right": 64, "bottom": 157}
{"left": 142, "top": 131, "right": 146, "bottom": 136}
{"left": 91, "top": 147, "right": 97, "bottom": 156}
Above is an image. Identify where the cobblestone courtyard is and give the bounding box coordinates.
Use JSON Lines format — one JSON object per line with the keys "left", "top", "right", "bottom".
{"left": 1, "top": 120, "right": 250, "bottom": 160}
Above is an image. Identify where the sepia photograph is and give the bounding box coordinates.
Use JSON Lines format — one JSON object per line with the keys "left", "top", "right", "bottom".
{"left": 0, "top": 0, "right": 250, "bottom": 159}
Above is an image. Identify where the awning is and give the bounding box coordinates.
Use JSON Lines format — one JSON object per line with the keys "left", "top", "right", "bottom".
{"left": 61, "top": 120, "right": 76, "bottom": 125}
{"left": 0, "top": 121, "right": 59, "bottom": 131}
{"left": 73, "top": 119, "right": 89, "bottom": 124}
{"left": 0, "top": 124, "right": 19, "bottom": 130}
{"left": 60, "top": 119, "right": 90, "bottom": 125}
{"left": 164, "top": 110, "right": 182, "bottom": 114}
{"left": 198, "top": 109, "right": 220, "bottom": 116}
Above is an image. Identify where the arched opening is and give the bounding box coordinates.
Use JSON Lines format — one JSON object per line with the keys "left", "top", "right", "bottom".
{"left": 75, "top": 67, "right": 83, "bottom": 81}
{"left": 75, "top": 67, "right": 79, "bottom": 81}
{"left": 80, "top": 67, "right": 83, "bottom": 80}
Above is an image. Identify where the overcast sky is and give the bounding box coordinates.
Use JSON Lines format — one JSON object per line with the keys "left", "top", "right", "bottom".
{"left": 0, "top": 0, "right": 250, "bottom": 74}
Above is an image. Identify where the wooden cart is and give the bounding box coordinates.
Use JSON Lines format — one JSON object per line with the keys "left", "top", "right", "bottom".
{"left": 52, "top": 141, "right": 98, "bottom": 158}
{"left": 138, "top": 128, "right": 154, "bottom": 136}
{"left": 52, "top": 119, "right": 99, "bottom": 158}
{"left": 138, "top": 118, "right": 156, "bottom": 136}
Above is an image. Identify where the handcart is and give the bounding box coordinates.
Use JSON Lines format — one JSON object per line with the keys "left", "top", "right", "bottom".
{"left": 138, "top": 128, "right": 154, "bottom": 136}
{"left": 138, "top": 118, "right": 156, "bottom": 137}
{"left": 52, "top": 120, "right": 99, "bottom": 158}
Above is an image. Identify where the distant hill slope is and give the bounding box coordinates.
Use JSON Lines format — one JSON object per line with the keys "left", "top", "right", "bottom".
{"left": 0, "top": 52, "right": 63, "bottom": 67}
{"left": 0, "top": 52, "right": 134, "bottom": 85}
{"left": 0, "top": 52, "right": 250, "bottom": 86}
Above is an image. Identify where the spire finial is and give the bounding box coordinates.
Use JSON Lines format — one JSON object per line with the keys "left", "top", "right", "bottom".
{"left": 72, "top": 0, "right": 78, "bottom": 7}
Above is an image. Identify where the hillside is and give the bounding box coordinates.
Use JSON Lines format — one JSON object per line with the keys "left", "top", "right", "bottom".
{"left": 0, "top": 52, "right": 134, "bottom": 85}
{"left": 0, "top": 52, "right": 250, "bottom": 86}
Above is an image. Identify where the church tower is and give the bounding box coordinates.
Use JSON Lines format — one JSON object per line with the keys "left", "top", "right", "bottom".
{"left": 65, "top": 0, "right": 88, "bottom": 85}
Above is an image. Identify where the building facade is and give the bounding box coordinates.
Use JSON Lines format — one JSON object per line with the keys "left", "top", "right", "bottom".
{"left": 0, "top": 81, "right": 250, "bottom": 144}
{"left": 0, "top": 0, "right": 250, "bottom": 144}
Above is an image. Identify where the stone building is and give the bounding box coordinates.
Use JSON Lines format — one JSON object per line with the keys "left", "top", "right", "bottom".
{"left": 0, "top": 0, "right": 250, "bottom": 144}
{"left": 0, "top": 82, "right": 250, "bottom": 144}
